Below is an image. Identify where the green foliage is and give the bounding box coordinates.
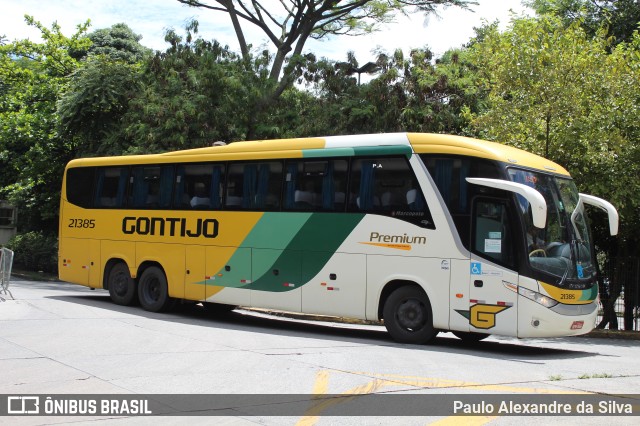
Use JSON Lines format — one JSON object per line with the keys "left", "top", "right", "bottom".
{"left": 86, "top": 23, "right": 151, "bottom": 63}
{"left": 117, "top": 23, "right": 275, "bottom": 152}
{"left": 0, "top": 16, "right": 91, "bottom": 233}
{"left": 6, "top": 16, "right": 91, "bottom": 77}
{"left": 177, "top": 1, "right": 475, "bottom": 137}
{"left": 292, "top": 46, "right": 482, "bottom": 136}
{"left": 58, "top": 57, "right": 143, "bottom": 156}
{"left": 526, "top": 0, "right": 640, "bottom": 44}
{"left": 7, "top": 231, "right": 58, "bottom": 273}
{"left": 56, "top": 23, "right": 154, "bottom": 157}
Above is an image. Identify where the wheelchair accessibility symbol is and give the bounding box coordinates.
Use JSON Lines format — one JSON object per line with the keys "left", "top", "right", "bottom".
{"left": 471, "top": 262, "right": 482, "bottom": 275}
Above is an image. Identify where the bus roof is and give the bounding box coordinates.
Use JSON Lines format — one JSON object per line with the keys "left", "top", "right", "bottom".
{"left": 407, "top": 133, "right": 569, "bottom": 176}
{"left": 67, "top": 132, "right": 570, "bottom": 176}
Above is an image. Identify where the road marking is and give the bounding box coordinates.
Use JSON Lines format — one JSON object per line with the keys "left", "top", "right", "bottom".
{"left": 297, "top": 371, "right": 387, "bottom": 426}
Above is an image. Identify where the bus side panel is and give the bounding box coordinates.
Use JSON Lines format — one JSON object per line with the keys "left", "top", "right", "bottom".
{"left": 449, "top": 259, "right": 470, "bottom": 333}
{"left": 250, "top": 248, "right": 301, "bottom": 312}
{"left": 204, "top": 246, "right": 251, "bottom": 306}
{"left": 135, "top": 242, "right": 185, "bottom": 299}
{"left": 59, "top": 237, "right": 90, "bottom": 287}
{"left": 468, "top": 258, "right": 518, "bottom": 337}
{"left": 301, "top": 252, "right": 367, "bottom": 318}
{"left": 185, "top": 245, "right": 205, "bottom": 301}
{"left": 366, "top": 255, "right": 451, "bottom": 330}
{"left": 88, "top": 239, "right": 101, "bottom": 288}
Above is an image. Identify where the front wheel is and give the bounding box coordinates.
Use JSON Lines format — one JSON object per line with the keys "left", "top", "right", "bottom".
{"left": 107, "top": 262, "right": 137, "bottom": 306}
{"left": 383, "top": 286, "right": 438, "bottom": 344}
{"left": 138, "top": 266, "right": 174, "bottom": 312}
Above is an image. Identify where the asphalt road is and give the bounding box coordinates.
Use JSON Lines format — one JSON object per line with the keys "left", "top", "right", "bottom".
{"left": 1, "top": 278, "right": 639, "bottom": 425}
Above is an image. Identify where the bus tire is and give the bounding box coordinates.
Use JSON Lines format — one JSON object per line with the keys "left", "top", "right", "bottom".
{"left": 138, "top": 266, "right": 173, "bottom": 312}
{"left": 452, "top": 331, "right": 489, "bottom": 343}
{"left": 107, "top": 262, "right": 137, "bottom": 306}
{"left": 383, "top": 285, "right": 437, "bottom": 344}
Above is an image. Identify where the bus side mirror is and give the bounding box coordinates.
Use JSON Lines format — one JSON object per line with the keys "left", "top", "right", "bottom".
{"left": 579, "top": 193, "right": 619, "bottom": 236}
{"left": 466, "top": 177, "right": 547, "bottom": 229}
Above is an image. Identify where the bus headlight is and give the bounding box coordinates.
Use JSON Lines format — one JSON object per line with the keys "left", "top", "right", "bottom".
{"left": 518, "top": 287, "right": 559, "bottom": 308}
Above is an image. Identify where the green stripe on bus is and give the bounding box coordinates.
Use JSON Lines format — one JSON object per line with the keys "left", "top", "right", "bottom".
{"left": 240, "top": 212, "right": 312, "bottom": 249}
{"left": 302, "top": 145, "right": 411, "bottom": 158}
{"left": 580, "top": 285, "right": 598, "bottom": 301}
{"left": 245, "top": 213, "right": 365, "bottom": 292}
{"left": 353, "top": 145, "right": 412, "bottom": 156}
{"left": 302, "top": 148, "right": 355, "bottom": 158}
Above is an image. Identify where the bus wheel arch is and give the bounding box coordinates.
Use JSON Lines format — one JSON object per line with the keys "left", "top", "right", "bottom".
{"left": 380, "top": 281, "right": 438, "bottom": 344}
{"left": 137, "top": 262, "right": 175, "bottom": 312}
{"left": 105, "top": 259, "right": 137, "bottom": 306}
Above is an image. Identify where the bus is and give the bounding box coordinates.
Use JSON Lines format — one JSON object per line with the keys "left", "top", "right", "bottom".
{"left": 59, "top": 133, "right": 618, "bottom": 343}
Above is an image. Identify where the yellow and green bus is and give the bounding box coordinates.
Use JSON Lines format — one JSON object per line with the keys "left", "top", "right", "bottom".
{"left": 59, "top": 133, "right": 618, "bottom": 343}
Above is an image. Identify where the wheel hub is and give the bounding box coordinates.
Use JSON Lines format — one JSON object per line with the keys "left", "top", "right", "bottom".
{"left": 397, "top": 299, "right": 425, "bottom": 330}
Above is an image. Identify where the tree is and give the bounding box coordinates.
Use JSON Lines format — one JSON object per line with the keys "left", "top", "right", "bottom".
{"left": 292, "top": 45, "right": 484, "bottom": 136}
{"left": 86, "top": 23, "right": 151, "bottom": 62}
{"left": 117, "top": 22, "right": 273, "bottom": 152}
{"left": 176, "top": 0, "right": 474, "bottom": 136}
{"left": 57, "top": 58, "right": 143, "bottom": 156}
{"left": 526, "top": 0, "right": 640, "bottom": 44}
{"left": 0, "top": 16, "right": 91, "bottom": 233}
{"left": 58, "top": 24, "right": 150, "bottom": 156}
{"left": 374, "top": 46, "right": 483, "bottom": 133}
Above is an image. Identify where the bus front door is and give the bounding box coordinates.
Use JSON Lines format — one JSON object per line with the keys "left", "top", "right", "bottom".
{"left": 466, "top": 198, "right": 519, "bottom": 337}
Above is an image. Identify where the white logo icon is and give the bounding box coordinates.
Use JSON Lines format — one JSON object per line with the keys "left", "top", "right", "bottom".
{"left": 7, "top": 396, "right": 40, "bottom": 414}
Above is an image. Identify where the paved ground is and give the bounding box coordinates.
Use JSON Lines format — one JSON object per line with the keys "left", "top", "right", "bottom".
{"left": 1, "top": 278, "right": 639, "bottom": 425}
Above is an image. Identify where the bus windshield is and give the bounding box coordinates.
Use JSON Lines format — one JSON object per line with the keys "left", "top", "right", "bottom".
{"left": 508, "top": 169, "right": 595, "bottom": 284}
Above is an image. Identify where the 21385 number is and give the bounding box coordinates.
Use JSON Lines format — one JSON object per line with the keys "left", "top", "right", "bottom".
{"left": 68, "top": 218, "right": 95, "bottom": 229}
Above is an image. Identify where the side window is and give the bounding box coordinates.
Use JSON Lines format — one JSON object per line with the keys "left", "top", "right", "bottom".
{"left": 472, "top": 198, "right": 514, "bottom": 267}
{"left": 348, "top": 157, "right": 434, "bottom": 228}
{"left": 174, "top": 164, "right": 225, "bottom": 209}
{"left": 423, "top": 156, "right": 502, "bottom": 215}
{"left": 283, "top": 159, "right": 348, "bottom": 211}
{"left": 225, "top": 161, "right": 282, "bottom": 210}
{"left": 0, "top": 203, "right": 16, "bottom": 227}
{"left": 129, "top": 165, "right": 174, "bottom": 209}
{"left": 423, "top": 156, "right": 503, "bottom": 246}
{"left": 95, "top": 167, "right": 129, "bottom": 208}
{"left": 66, "top": 167, "right": 95, "bottom": 208}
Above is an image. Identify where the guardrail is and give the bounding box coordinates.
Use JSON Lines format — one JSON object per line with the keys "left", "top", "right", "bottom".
{"left": 0, "top": 247, "right": 14, "bottom": 300}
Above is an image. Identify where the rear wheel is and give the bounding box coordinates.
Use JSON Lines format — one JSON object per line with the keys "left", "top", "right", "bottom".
{"left": 383, "top": 286, "right": 438, "bottom": 344}
{"left": 138, "top": 266, "right": 174, "bottom": 312}
{"left": 452, "top": 331, "right": 489, "bottom": 343}
{"left": 107, "top": 262, "right": 137, "bottom": 306}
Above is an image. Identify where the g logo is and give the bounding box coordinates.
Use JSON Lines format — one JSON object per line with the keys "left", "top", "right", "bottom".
{"left": 469, "top": 304, "right": 510, "bottom": 329}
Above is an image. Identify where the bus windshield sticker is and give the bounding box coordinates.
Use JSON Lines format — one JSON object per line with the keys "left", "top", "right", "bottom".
{"left": 484, "top": 239, "right": 502, "bottom": 253}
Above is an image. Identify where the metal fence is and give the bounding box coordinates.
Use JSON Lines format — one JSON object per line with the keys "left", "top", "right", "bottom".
{"left": 597, "top": 257, "right": 640, "bottom": 331}
{"left": 0, "top": 247, "right": 14, "bottom": 300}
